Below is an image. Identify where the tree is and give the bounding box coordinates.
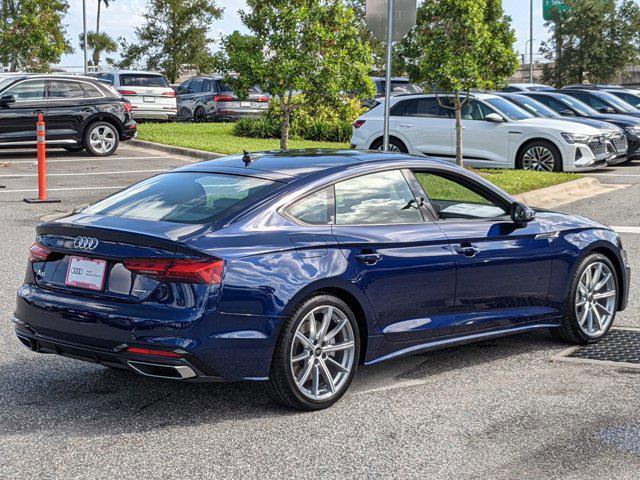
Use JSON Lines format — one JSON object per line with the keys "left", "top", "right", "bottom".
{"left": 0, "top": 0, "right": 72, "bottom": 72}
{"left": 218, "top": 0, "right": 374, "bottom": 149}
{"left": 78, "top": 31, "right": 117, "bottom": 68}
{"left": 398, "top": 0, "right": 518, "bottom": 166}
{"left": 118, "top": 0, "right": 222, "bottom": 83}
{"left": 541, "top": 0, "right": 640, "bottom": 87}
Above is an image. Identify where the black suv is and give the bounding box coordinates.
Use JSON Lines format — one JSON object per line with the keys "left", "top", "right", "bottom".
{"left": 0, "top": 74, "right": 136, "bottom": 156}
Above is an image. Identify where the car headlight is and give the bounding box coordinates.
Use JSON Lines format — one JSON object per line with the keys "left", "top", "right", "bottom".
{"left": 561, "top": 132, "right": 592, "bottom": 144}
{"left": 624, "top": 126, "right": 640, "bottom": 137}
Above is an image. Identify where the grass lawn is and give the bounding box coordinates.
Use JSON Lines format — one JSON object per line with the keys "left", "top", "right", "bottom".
{"left": 137, "top": 122, "right": 348, "bottom": 155}
{"left": 137, "top": 122, "right": 580, "bottom": 195}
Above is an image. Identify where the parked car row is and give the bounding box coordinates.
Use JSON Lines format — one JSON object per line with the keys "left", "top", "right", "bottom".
{"left": 351, "top": 83, "right": 640, "bottom": 172}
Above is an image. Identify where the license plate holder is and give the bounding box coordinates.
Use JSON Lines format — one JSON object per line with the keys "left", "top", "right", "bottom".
{"left": 143, "top": 96, "right": 155, "bottom": 103}
{"left": 240, "top": 101, "right": 251, "bottom": 107}
{"left": 65, "top": 256, "right": 107, "bottom": 291}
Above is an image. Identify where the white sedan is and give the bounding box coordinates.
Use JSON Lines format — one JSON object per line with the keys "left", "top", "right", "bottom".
{"left": 350, "top": 93, "right": 609, "bottom": 172}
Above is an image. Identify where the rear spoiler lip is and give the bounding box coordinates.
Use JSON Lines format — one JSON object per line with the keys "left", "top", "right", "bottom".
{"left": 35, "top": 222, "right": 210, "bottom": 258}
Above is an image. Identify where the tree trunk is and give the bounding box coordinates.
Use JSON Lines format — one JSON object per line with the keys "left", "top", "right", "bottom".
{"left": 454, "top": 93, "right": 464, "bottom": 167}
{"left": 96, "top": 0, "right": 101, "bottom": 34}
{"left": 280, "top": 90, "right": 293, "bottom": 150}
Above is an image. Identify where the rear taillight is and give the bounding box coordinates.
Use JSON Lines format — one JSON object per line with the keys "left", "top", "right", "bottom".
{"left": 258, "top": 96, "right": 269, "bottom": 102}
{"left": 28, "top": 242, "right": 51, "bottom": 262}
{"left": 123, "top": 258, "right": 224, "bottom": 284}
{"left": 352, "top": 120, "right": 366, "bottom": 129}
{"left": 123, "top": 102, "right": 132, "bottom": 112}
{"left": 125, "top": 347, "right": 182, "bottom": 358}
{"left": 162, "top": 91, "right": 176, "bottom": 97}
{"left": 118, "top": 89, "right": 137, "bottom": 96}
{"left": 214, "top": 95, "right": 234, "bottom": 102}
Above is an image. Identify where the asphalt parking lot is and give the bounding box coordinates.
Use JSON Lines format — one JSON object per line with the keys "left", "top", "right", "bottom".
{"left": 1, "top": 147, "right": 640, "bottom": 479}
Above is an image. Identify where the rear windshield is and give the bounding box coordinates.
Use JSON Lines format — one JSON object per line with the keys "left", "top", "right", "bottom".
{"left": 119, "top": 74, "right": 169, "bottom": 88}
{"left": 83, "top": 172, "right": 279, "bottom": 224}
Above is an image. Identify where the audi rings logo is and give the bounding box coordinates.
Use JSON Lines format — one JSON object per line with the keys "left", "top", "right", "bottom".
{"left": 73, "top": 236, "right": 99, "bottom": 250}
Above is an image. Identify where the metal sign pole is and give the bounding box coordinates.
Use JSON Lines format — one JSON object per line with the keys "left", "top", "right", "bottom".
{"left": 82, "top": 0, "right": 88, "bottom": 74}
{"left": 529, "top": 0, "right": 534, "bottom": 83}
{"left": 383, "top": 0, "right": 394, "bottom": 152}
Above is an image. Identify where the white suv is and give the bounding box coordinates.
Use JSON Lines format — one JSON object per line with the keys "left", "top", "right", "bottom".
{"left": 93, "top": 70, "right": 177, "bottom": 121}
{"left": 350, "top": 93, "right": 609, "bottom": 172}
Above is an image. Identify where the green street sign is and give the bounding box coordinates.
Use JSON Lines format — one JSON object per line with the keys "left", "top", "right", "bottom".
{"left": 543, "top": 0, "right": 571, "bottom": 21}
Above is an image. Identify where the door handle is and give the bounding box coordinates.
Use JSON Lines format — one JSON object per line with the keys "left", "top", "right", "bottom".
{"left": 32, "top": 110, "right": 44, "bottom": 115}
{"left": 355, "top": 253, "right": 382, "bottom": 265}
{"left": 400, "top": 123, "right": 413, "bottom": 128}
{"left": 455, "top": 244, "right": 479, "bottom": 257}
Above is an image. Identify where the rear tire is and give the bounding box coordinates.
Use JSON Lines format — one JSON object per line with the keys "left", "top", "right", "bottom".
{"left": 266, "top": 294, "right": 360, "bottom": 411}
{"left": 194, "top": 106, "right": 207, "bottom": 123}
{"left": 550, "top": 253, "right": 619, "bottom": 344}
{"left": 83, "top": 121, "right": 119, "bottom": 157}
{"left": 517, "top": 140, "right": 563, "bottom": 172}
{"left": 370, "top": 137, "right": 408, "bottom": 153}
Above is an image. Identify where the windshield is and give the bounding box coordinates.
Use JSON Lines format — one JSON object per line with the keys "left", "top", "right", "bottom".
{"left": 508, "top": 96, "right": 561, "bottom": 118}
{"left": 119, "top": 74, "right": 169, "bottom": 88}
{"left": 595, "top": 91, "right": 638, "bottom": 112}
{"left": 555, "top": 94, "right": 599, "bottom": 115}
{"left": 485, "top": 97, "right": 533, "bottom": 120}
{"left": 83, "top": 172, "right": 279, "bottom": 224}
{"left": 0, "top": 76, "right": 20, "bottom": 92}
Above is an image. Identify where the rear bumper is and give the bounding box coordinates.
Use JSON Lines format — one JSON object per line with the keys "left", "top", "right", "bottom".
{"left": 214, "top": 108, "right": 266, "bottom": 120}
{"left": 14, "top": 320, "right": 223, "bottom": 382}
{"left": 132, "top": 109, "right": 177, "bottom": 121}
{"left": 14, "top": 283, "right": 282, "bottom": 381}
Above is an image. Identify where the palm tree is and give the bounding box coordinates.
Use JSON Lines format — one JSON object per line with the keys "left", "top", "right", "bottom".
{"left": 96, "top": 0, "right": 112, "bottom": 35}
{"left": 79, "top": 31, "right": 117, "bottom": 67}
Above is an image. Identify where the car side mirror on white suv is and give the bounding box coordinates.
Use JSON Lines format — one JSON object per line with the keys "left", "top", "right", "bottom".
{"left": 485, "top": 113, "right": 504, "bottom": 123}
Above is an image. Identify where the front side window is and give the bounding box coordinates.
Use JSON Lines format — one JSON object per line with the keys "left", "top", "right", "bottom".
{"left": 334, "top": 170, "right": 423, "bottom": 225}
{"left": 190, "top": 78, "right": 204, "bottom": 94}
{"left": 286, "top": 187, "right": 333, "bottom": 225}
{"left": 460, "top": 100, "right": 498, "bottom": 121}
{"left": 485, "top": 98, "right": 533, "bottom": 120}
{"left": 83, "top": 172, "right": 279, "bottom": 224}
{"left": 4, "top": 80, "right": 46, "bottom": 101}
{"left": 415, "top": 172, "right": 507, "bottom": 220}
{"left": 177, "top": 80, "right": 191, "bottom": 95}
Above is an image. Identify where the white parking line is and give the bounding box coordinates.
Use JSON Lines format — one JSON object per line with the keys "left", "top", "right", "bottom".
{"left": 0, "top": 169, "right": 167, "bottom": 178}
{"left": 611, "top": 226, "right": 640, "bottom": 234}
{"left": 585, "top": 173, "right": 640, "bottom": 177}
{"left": 0, "top": 186, "right": 127, "bottom": 193}
{"left": 0, "top": 156, "right": 169, "bottom": 164}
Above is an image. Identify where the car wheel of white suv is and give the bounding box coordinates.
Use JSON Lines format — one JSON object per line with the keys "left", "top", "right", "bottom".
{"left": 518, "top": 140, "right": 562, "bottom": 172}
{"left": 370, "top": 137, "right": 408, "bottom": 153}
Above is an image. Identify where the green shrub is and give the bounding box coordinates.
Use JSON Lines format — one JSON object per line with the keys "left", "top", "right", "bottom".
{"left": 231, "top": 95, "right": 366, "bottom": 143}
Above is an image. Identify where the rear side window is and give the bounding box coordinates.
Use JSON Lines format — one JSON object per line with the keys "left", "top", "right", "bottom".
{"left": 83, "top": 172, "right": 279, "bottom": 224}
{"left": 286, "top": 187, "right": 333, "bottom": 225}
{"left": 334, "top": 170, "right": 423, "bottom": 225}
{"left": 119, "top": 74, "right": 169, "bottom": 88}
{"left": 203, "top": 79, "right": 212, "bottom": 92}
{"left": 48, "top": 80, "right": 102, "bottom": 99}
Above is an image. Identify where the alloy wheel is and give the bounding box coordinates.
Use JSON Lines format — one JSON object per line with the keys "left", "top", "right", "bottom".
{"left": 522, "top": 146, "right": 555, "bottom": 171}
{"left": 89, "top": 125, "right": 116, "bottom": 154}
{"left": 376, "top": 143, "right": 401, "bottom": 153}
{"left": 575, "top": 261, "right": 617, "bottom": 337}
{"left": 290, "top": 305, "right": 356, "bottom": 401}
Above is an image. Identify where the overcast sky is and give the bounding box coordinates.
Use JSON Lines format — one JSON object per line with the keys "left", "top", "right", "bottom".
{"left": 61, "top": 0, "right": 549, "bottom": 69}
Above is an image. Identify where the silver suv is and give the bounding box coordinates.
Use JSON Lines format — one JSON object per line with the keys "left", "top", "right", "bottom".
{"left": 93, "top": 70, "right": 177, "bottom": 121}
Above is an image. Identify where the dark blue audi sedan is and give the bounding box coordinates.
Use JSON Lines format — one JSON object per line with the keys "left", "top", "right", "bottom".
{"left": 14, "top": 150, "right": 630, "bottom": 410}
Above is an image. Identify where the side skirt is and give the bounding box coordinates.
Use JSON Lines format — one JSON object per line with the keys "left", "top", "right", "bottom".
{"left": 365, "top": 322, "right": 561, "bottom": 365}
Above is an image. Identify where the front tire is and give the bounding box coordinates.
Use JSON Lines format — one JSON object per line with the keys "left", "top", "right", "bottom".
{"left": 551, "top": 253, "right": 619, "bottom": 344}
{"left": 83, "top": 121, "right": 119, "bottom": 156}
{"left": 266, "top": 294, "right": 360, "bottom": 411}
{"left": 517, "top": 140, "right": 562, "bottom": 172}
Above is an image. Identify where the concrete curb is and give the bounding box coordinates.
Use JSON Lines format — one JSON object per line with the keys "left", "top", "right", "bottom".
{"left": 128, "top": 139, "right": 225, "bottom": 160}
{"left": 513, "top": 177, "right": 613, "bottom": 208}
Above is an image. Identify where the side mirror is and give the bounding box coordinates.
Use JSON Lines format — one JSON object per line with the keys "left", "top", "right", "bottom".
{"left": 0, "top": 95, "right": 15, "bottom": 106}
{"left": 485, "top": 113, "right": 504, "bottom": 123}
{"left": 560, "top": 109, "right": 575, "bottom": 117}
{"left": 510, "top": 201, "right": 535, "bottom": 224}
{"left": 599, "top": 106, "right": 615, "bottom": 114}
